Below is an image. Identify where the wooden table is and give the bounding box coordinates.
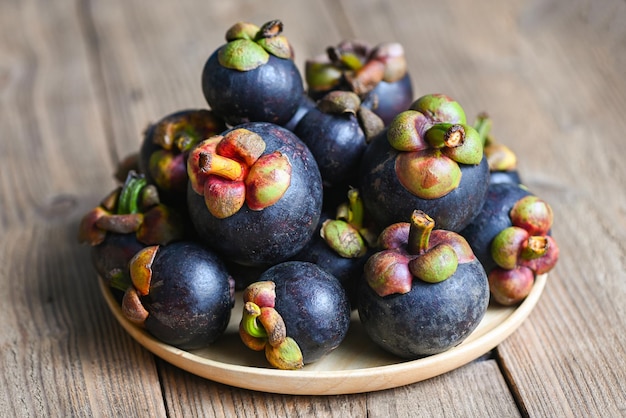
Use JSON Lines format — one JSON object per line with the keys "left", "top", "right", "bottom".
{"left": 2, "top": 0, "right": 625, "bottom": 416}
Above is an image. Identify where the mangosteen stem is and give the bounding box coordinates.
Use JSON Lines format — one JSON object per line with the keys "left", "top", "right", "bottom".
{"left": 257, "top": 20, "right": 283, "bottom": 39}
{"left": 241, "top": 302, "right": 268, "bottom": 339}
{"left": 521, "top": 236, "right": 549, "bottom": 260}
{"left": 407, "top": 210, "right": 435, "bottom": 255}
{"left": 118, "top": 172, "right": 147, "bottom": 214}
{"left": 198, "top": 151, "right": 243, "bottom": 181}
{"left": 424, "top": 123, "right": 465, "bottom": 149}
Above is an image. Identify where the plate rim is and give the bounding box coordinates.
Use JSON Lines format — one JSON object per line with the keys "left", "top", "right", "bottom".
{"left": 99, "top": 273, "right": 546, "bottom": 395}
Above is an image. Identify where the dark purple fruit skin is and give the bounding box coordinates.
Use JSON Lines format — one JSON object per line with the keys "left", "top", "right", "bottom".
{"left": 141, "top": 242, "right": 233, "bottom": 350}
{"left": 259, "top": 261, "right": 351, "bottom": 364}
{"left": 202, "top": 52, "right": 304, "bottom": 126}
{"left": 357, "top": 259, "right": 489, "bottom": 358}
{"left": 361, "top": 73, "right": 414, "bottom": 126}
{"left": 460, "top": 182, "right": 532, "bottom": 274}
{"left": 288, "top": 213, "right": 370, "bottom": 307}
{"left": 294, "top": 107, "right": 367, "bottom": 191}
{"left": 358, "top": 129, "right": 490, "bottom": 232}
{"left": 489, "top": 170, "right": 522, "bottom": 186}
{"left": 283, "top": 94, "right": 316, "bottom": 132}
{"left": 187, "top": 122, "right": 323, "bottom": 267}
{"left": 91, "top": 233, "right": 145, "bottom": 285}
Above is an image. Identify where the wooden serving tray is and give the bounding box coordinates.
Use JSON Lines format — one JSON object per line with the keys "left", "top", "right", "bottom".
{"left": 100, "top": 273, "right": 546, "bottom": 395}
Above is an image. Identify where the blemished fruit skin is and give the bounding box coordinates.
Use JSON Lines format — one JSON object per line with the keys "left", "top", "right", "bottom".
{"left": 460, "top": 182, "right": 532, "bottom": 274}
{"left": 187, "top": 122, "right": 323, "bottom": 267}
{"left": 141, "top": 242, "right": 233, "bottom": 350}
{"left": 358, "top": 130, "right": 490, "bottom": 232}
{"left": 202, "top": 52, "right": 304, "bottom": 126}
{"left": 260, "top": 261, "right": 352, "bottom": 364}
{"left": 357, "top": 259, "right": 489, "bottom": 358}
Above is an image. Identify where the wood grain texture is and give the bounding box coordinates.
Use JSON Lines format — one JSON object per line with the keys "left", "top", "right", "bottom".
{"left": 1, "top": 0, "right": 625, "bottom": 416}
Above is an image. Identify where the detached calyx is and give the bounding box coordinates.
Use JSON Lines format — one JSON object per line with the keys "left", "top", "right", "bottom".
{"left": 187, "top": 128, "right": 292, "bottom": 218}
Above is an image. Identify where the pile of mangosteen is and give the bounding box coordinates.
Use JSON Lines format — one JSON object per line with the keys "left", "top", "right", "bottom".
{"left": 78, "top": 19, "right": 559, "bottom": 369}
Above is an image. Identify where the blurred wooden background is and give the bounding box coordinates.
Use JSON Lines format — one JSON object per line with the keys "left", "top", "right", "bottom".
{"left": 1, "top": 0, "right": 625, "bottom": 416}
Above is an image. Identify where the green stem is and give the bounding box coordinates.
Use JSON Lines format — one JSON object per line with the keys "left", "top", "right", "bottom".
{"left": 407, "top": 210, "right": 435, "bottom": 255}
{"left": 347, "top": 188, "right": 364, "bottom": 230}
{"left": 118, "top": 172, "right": 147, "bottom": 215}
{"left": 424, "top": 123, "right": 465, "bottom": 148}
{"left": 242, "top": 302, "right": 268, "bottom": 339}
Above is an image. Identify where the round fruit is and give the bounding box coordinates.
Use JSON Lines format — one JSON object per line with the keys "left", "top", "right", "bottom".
{"left": 239, "top": 261, "right": 351, "bottom": 368}
{"left": 186, "top": 122, "right": 323, "bottom": 267}
{"left": 122, "top": 242, "right": 234, "bottom": 350}
{"left": 201, "top": 20, "right": 304, "bottom": 126}
{"left": 357, "top": 210, "right": 489, "bottom": 358}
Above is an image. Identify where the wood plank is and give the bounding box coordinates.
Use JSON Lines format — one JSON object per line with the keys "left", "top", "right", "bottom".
{"left": 157, "top": 356, "right": 520, "bottom": 417}
{"left": 0, "top": 0, "right": 119, "bottom": 231}
{"left": 0, "top": 224, "right": 167, "bottom": 417}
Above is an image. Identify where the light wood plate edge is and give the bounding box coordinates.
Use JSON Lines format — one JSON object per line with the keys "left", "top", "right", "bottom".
{"left": 99, "top": 273, "right": 547, "bottom": 395}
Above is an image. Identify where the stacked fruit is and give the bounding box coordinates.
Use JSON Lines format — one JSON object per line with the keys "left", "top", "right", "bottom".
{"left": 78, "top": 19, "right": 559, "bottom": 369}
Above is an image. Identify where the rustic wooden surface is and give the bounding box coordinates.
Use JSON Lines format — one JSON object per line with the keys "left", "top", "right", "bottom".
{"left": 1, "top": 0, "right": 625, "bottom": 416}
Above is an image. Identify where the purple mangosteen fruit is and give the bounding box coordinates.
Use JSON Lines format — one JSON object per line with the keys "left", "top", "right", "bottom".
{"left": 305, "top": 40, "right": 413, "bottom": 125}
{"left": 201, "top": 20, "right": 304, "bottom": 126}
{"left": 294, "top": 91, "right": 384, "bottom": 204}
{"left": 239, "top": 261, "right": 351, "bottom": 369}
{"left": 461, "top": 182, "right": 560, "bottom": 305}
{"left": 186, "top": 122, "right": 323, "bottom": 267}
{"left": 357, "top": 210, "right": 489, "bottom": 358}
{"left": 138, "top": 109, "right": 226, "bottom": 204}
{"left": 77, "top": 171, "right": 187, "bottom": 291}
{"left": 121, "top": 242, "right": 235, "bottom": 350}
{"left": 358, "top": 94, "right": 490, "bottom": 232}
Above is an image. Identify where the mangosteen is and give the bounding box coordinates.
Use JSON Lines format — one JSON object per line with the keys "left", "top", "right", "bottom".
{"left": 77, "top": 171, "right": 188, "bottom": 291}
{"left": 121, "top": 242, "right": 235, "bottom": 350}
{"left": 239, "top": 261, "right": 351, "bottom": 369}
{"left": 305, "top": 40, "right": 413, "bottom": 125}
{"left": 289, "top": 188, "right": 377, "bottom": 305}
{"left": 186, "top": 122, "right": 323, "bottom": 267}
{"left": 461, "top": 182, "right": 559, "bottom": 305}
{"left": 138, "top": 109, "right": 226, "bottom": 204}
{"left": 358, "top": 94, "right": 490, "bottom": 232}
{"left": 201, "top": 20, "right": 304, "bottom": 126}
{"left": 294, "top": 91, "right": 384, "bottom": 202}
{"left": 283, "top": 94, "right": 316, "bottom": 132}
{"left": 357, "top": 210, "right": 489, "bottom": 358}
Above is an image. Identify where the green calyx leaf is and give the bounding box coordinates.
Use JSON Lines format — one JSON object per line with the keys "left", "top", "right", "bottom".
{"left": 218, "top": 39, "right": 270, "bottom": 71}
{"left": 409, "top": 243, "right": 458, "bottom": 283}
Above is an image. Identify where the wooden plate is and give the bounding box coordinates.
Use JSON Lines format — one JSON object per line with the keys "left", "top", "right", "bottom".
{"left": 100, "top": 273, "right": 546, "bottom": 395}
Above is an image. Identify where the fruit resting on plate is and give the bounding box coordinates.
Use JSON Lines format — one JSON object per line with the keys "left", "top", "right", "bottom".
{"left": 239, "top": 261, "right": 351, "bottom": 369}
{"left": 121, "top": 241, "right": 235, "bottom": 350}
{"left": 77, "top": 17, "right": 561, "bottom": 364}
{"left": 357, "top": 210, "right": 489, "bottom": 358}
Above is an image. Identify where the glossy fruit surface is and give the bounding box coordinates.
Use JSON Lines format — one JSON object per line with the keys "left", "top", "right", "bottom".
{"left": 241, "top": 261, "right": 351, "bottom": 366}
{"left": 187, "top": 122, "right": 323, "bottom": 266}
{"left": 201, "top": 20, "right": 304, "bottom": 126}
{"left": 357, "top": 211, "right": 489, "bottom": 358}
{"left": 122, "top": 242, "right": 234, "bottom": 350}
{"left": 359, "top": 128, "right": 489, "bottom": 232}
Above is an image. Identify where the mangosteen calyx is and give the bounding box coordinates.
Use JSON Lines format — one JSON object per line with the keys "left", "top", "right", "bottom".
{"left": 387, "top": 94, "right": 484, "bottom": 200}
{"left": 365, "top": 210, "right": 477, "bottom": 297}
{"left": 187, "top": 128, "right": 293, "bottom": 219}
{"left": 77, "top": 171, "right": 187, "bottom": 290}
{"left": 473, "top": 112, "right": 518, "bottom": 173}
{"left": 316, "top": 91, "right": 385, "bottom": 141}
{"left": 239, "top": 281, "right": 304, "bottom": 370}
{"left": 219, "top": 20, "right": 294, "bottom": 71}
{"left": 306, "top": 40, "right": 408, "bottom": 96}
{"left": 490, "top": 195, "right": 559, "bottom": 275}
